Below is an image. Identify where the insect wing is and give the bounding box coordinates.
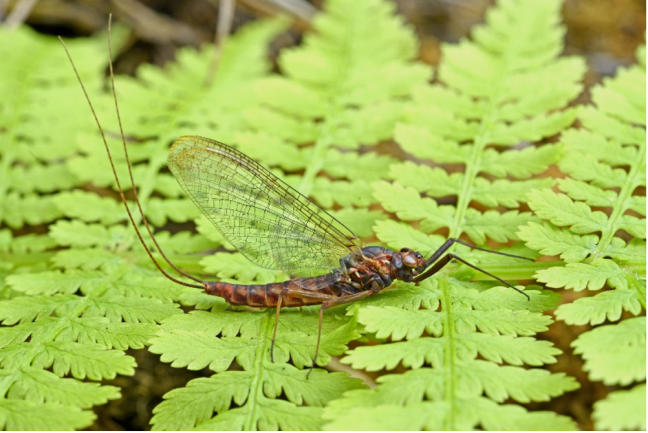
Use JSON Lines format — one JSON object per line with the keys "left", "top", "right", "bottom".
{"left": 168, "top": 136, "right": 363, "bottom": 276}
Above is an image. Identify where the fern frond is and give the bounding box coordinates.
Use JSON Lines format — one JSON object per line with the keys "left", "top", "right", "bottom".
{"left": 328, "top": 208, "right": 386, "bottom": 238}
{"left": 149, "top": 307, "right": 365, "bottom": 430}
{"left": 572, "top": 316, "right": 645, "bottom": 385}
{"left": 330, "top": 398, "right": 577, "bottom": 431}
{"left": 0, "top": 27, "right": 107, "bottom": 229}
{"left": 43, "top": 14, "right": 381, "bottom": 428}
{"left": 247, "top": 0, "right": 430, "bottom": 216}
{"left": 200, "top": 253, "right": 288, "bottom": 284}
{"left": 151, "top": 14, "right": 438, "bottom": 426}
{"left": 0, "top": 255, "right": 180, "bottom": 426}
{"left": 592, "top": 383, "right": 646, "bottom": 431}
{"left": 324, "top": 0, "right": 584, "bottom": 429}
{"left": 0, "top": 398, "right": 96, "bottom": 430}
{"left": 3, "top": 0, "right": 639, "bottom": 429}
{"left": 61, "top": 18, "right": 289, "bottom": 230}
{"left": 0, "top": 20, "right": 266, "bottom": 424}
{"left": 518, "top": 39, "right": 646, "bottom": 430}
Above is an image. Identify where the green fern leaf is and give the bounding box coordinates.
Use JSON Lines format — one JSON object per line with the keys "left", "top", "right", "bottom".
{"left": 246, "top": 0, "right": 430, "bottom": 221}
{"left": 53, "top": 191, "right": 128, "bottom": 225}
{"left": 593, "top": 384, "right": 646, "bottom": 431}
{"left": 555, "top": 289, "right": 643, "bottom": 325}
{"left": 0, "top": 398, "right": 96, "bottom": 430}
{"left": 328, "top": 208, "right": 386, "bottom": 238}
{"left": 572, "top": 316, "right": 646, "bottom": 386}
{"left": 517, "top": 222, "right": 598, "bottom": 263}
{"left": 3, "top": 0, "right": 637, "bottom": 428}
{"left": 3, "top": 193, "right": 62, "bottom": 229}
{"left": 0, "top": 27, "right": 105, "bottom": 229}
{"left": 200, "top": 253, "right": 288, "bottom": 284}
{"left": 324, "top": 369, "right": 577, "bottom": 430}
{"left": 194, "top": 398, "right": 322, "bottom": 431}
{"left": 149, "top": 307, "right": 364, "bottom": 429}
{"left": 49, "top": 220, "right": 128, "bottom": 249}
{"left": 526, "top": 189, "right": 608, "bottom": 234}
{"left": 151, "top": 365, "right": 361, "bottom": 430}
{"left": 324, "top": 399, "right": 577, "bottom": 431}
{"left": 7, "top": 270, "right": 100, "bottom": 296}
{"left": 0, "top": 231, "right": 56, "bottom": 255}
{"left": 0, "top": 294, "right": 79, "bottom": 324}
{"left": 518, "top": 39, "right": 646, "bottom": 429}
{"left": 60, "top": 317, "right": 158, "bottom": 350}
{"left": 345, "top": 332, "right": 560, "bottom": 371}
{"left": 1, "top": 21, "right": 297, "bottom": 430}
{"left": 4, "top": 366, "right": 119, "bottom": 407}
{"left": 537, "top": 258, "right": 628, "bottom": 291}
{"left": 45, "top": 342, "right": 133, "bottom": 379}
{"left": 309, "top": 177, "right": 377, "bottom": 208}
{"left": 324, "top": 0, "right": 585, "bottom": 429}
{"left": 518, "top": 45, "right": 646, "bottom": 321}
{"left": 374, "top": 181, "right": 455, "bottom": 233}
{"left": 51, "top": 248, "right": 124, "bottom": 271}
{"left": 152, "top": 230, "right": 214, "bottom": 255}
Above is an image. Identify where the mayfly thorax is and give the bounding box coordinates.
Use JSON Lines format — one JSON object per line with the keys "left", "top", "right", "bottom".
{"left": 59, "top": 16, "right": 531, "bottom": 377}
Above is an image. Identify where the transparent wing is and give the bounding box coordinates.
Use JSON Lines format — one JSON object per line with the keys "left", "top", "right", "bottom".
{"left": 168, "top": 136, "right": 363, "bottom": 277}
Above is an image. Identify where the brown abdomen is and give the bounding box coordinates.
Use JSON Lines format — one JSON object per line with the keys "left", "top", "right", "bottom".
{"left": 205, "top": 274, "right": 341, "bottom": 308}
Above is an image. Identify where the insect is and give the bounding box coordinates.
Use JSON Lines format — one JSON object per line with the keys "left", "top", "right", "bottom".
{"left": 59, "top": 19, "right": 531, "bottom": 377}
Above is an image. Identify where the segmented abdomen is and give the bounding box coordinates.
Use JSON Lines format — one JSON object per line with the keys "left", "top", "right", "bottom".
{"left": 205, "top": 273, "right": 341, "bottom": 307}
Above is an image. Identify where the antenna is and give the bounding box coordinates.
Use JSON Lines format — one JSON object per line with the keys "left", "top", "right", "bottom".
{"left": 59, "top": 16, "right": 204, "bottom": 290}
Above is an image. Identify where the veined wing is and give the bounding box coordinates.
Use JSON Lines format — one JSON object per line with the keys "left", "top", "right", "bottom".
{"left": 168, "top": 136, "right": 363, "bottom": 276}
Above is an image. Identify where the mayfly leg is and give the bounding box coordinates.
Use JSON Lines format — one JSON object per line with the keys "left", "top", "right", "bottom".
{"left": 267, "top": 287, "right": 374, "bottom": 378}
{"left": 269, "top": 289, "right": 337, "bottom": 367}
{"left": 287, "top": 289, "right": 377, "bottom": 378}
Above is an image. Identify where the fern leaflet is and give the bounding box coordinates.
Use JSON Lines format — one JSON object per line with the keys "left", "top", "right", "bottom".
{"left": 519, "top": 41, "right": 646, "bottom": 431}
{"left": 0, "top": 27, "right": 108, "bottom": 229}
{"left": 323, "top": 0, "right": 585, "bottom": 429}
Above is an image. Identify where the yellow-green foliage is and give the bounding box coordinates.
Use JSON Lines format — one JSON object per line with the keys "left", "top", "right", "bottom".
{"left": 0, "top": 0, "right": 644, "bottom": 430}
{"left": 519, "top": 41, "right": 646, "bottom": 432}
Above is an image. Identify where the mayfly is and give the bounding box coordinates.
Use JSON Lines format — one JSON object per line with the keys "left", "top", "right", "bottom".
{"left": 59, "top": 18, "right": 531, "bottom": 377}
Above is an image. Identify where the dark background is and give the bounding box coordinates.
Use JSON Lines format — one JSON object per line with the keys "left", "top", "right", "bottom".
{"left": 6, "top": 0, "right": 646, "bottom": 82}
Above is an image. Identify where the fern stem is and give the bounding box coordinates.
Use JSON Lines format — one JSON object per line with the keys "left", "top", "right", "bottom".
{"left": 242, "top": 311, "right": 275, "bottom": 430}
{"left": 454, "top": 125, "right": 490, "bottom": 238}
{"left": 449, "top": 24, "right": 518, "bottom": 246}
{"left": 133, "top": 147, "right": 169, "bottom": 221}
{"left": 451, "top": 90, "right": 502, "bottom": 243}
{"left": 297, "top": 134, "right": 333, "bottom": 197}
{"left": 297, "top": 8, "right": 358, "bottom": 198}
{"left": 440, "top": 278, "right": 457, "bottom": 429}
{"left": 595, "top": 142, "right": 646, "bottom": 255}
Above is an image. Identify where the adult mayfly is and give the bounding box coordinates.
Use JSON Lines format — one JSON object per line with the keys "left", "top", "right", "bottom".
{"left": 59, "top": 20, "right": 530, "bottom": 377}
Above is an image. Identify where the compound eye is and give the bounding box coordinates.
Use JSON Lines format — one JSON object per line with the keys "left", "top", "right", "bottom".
{"left": 402, "top": 254, "right": 417, "bottom": 267}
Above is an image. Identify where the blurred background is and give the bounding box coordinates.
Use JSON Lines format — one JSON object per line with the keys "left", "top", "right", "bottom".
{"left": 2, "top": 0, "right": 645, "bottom": 85}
